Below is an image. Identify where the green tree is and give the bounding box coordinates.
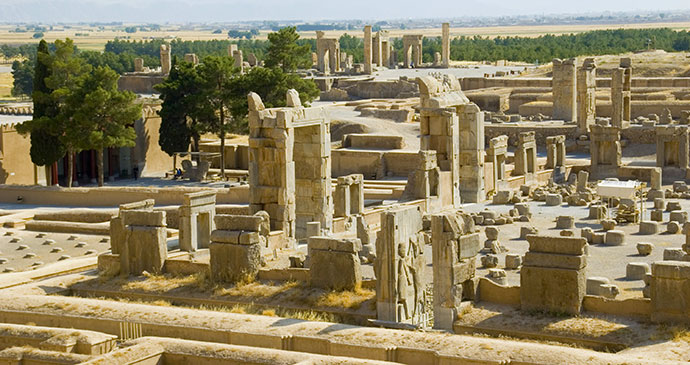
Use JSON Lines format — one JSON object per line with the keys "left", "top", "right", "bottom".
{"left": 155, "top": 56, "right": 208, "bottom": 157}
{"left": 16, "top": 40, "right": 66, "bottom": 185}
{"left": 45, "top": 39, "right": 91, "bottom": 187}
{"left": 10, "top": 59, "right": 33, "bottom": 96}
{"left": 226, "top": 67, "right": 319, "bottom": 132}
{"left": 69, "top": 66, "right": 140, "bottom": 186}
{"left": 264, "top": 26, "right": 312, "bottom": 72}
{"left": 197, "top": 56, "right": 238, "bottom": 180}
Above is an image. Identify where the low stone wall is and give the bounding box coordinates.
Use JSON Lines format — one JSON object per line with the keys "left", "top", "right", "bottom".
{"left": 460, "top": 76, "right": 690, "bottom": 91}
{"left": 0, "top": 185, "right": 248, "bottom": 206}
{"left": 117, "top": 74, "right": 166, "bottom": 94}
{"left": 476, "top": 278, "right": 521, "bottom": 307}
{"left": 519, "top": 100, "right": 690, "bottom": 119}
{"left": 485, "top": 124, "right": 579, "bottom": 147}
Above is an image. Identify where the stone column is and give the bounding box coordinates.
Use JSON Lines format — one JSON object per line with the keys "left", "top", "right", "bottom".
{"left": 458, "top": 104, "right": 485, "bottom": 203}
{"left": 134, "top": 58, "right": 144, "bottom": 72}
{"left": 577, "top": 58, "right": 597, "bottom": 133}
{"left": 552, "top": 58, "right": 577, "bottom": 122}
{"left": 432, "top": 212, "right": 479, "bottom": 330}
{"left": 611, "top": 58, "right": 632, "bottom": 128}
{"left": 364, "top": 25, "right": 373, "bottom": 74}
{"left": 160, "top": 45, "right": 171, "bottom": 74}
{"left": 373, "top": 32, "right": 382, "bottom": 67}
{"left": 442, "top": 23, "right": 450, "bottom": 68}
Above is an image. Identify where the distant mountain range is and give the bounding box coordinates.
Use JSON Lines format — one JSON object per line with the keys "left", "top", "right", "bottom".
{"left": 0, "top": 0, "right": 688, "bottom": 24}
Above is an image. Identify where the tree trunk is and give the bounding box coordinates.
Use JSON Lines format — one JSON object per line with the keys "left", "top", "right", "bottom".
{"left": 97, "top": 149, "right": 104, "bottom": 187}
{"left": 66, "top": 150, "right": 74, "bottom": 188}
{"left": 219, "top": 105, "right": 225, "bottom": 181}
{"left": 52, "top": 162, "right": 59, "bottom": 186}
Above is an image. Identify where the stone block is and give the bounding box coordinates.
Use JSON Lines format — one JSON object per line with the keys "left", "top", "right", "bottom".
{"left": 588, "top": 205, "right": 607, "bottom": 220}
{"left": 515, "top": 203, "right": 531, "bottom": 217}
{"left": 654, "top": 198, "right": 666, "bottom": 210}
{"left": 580, "top": 227, "right": 594, "bottom": 243}
{"left": 663, "top": 248, "right": 686, "bottom": 261}
{"left": 650, "top": 261, "right": 690, "bottom": 323}
{"left": 601, "top": 219, "right": 616, "bottom": 231}
{"left": 667, "top": 221, "right": 681, "bottom": 234}
{"left": 592, "top": 232, "right": 605, "bottom": 244}
{"left": 637, "top": 242, "right": 654, "bottom": 256}
{"left": 485, "top": 226, "right": 499, "bottom": 240}
{"left": 458, "top": 233, "right": 481, "bottom": 259}
{"left": 523, "top": 251, "right": 586, "bottom": 270}
{"left": 651, "top": 209, "right": 664, "bottom": 222}
{"left": 308, "top": 236, "right": 361, "bottom": 253}
{"left": 210, "top": 242, "right": 261, "bottom": 283}
{"left": 122, "top": 210, "right": 166, "bottom": 227}
{"left": 122, "top": 226, "right": 167, "bottom": 276}
{"left": 210, "top": 230, "right": 240, "bottom": 244}
{"left": 545, "top": 194, "right": 563, "bottom": 206}
{"left": 505, "top": 254, "right": 522, "bottom": 270}
{"left": 481, "top": 254, "right": 498, "bottom": 268}
{"left": 214, "top": 214, "right": 264, "bottom": 232}
{"left": 309, "top": 249, "right": 361, "bottom": 290}
{"left": 526, "top": 235, "right": 587, "bottom": 255}
{"left": 627, "top": 262, "right": 651, "bottom": 280}
{"left": 492, "top": 190, "right": 513, "bottom": 204}
{"left": 639, "top": 221, "right": 659, "bottom": 235}
{"left": 556, "top": 216, "right": 575, "bottom": 229}
{"left": 666, "top": 201, "right": 682, "bottom": 212}
{"left": 605, "top": 230, "right": 626, "bottom": 246}
{"left": 521, "top": 266, "right": 585, "bottom": 315}
{"left": 669, "top": 211, "right": 688, "bottom": 224}
{"left": 519, "top": 226, "right": 538, "bottom": 240}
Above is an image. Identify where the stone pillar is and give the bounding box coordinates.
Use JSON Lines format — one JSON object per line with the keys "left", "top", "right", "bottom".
{"left": 232, "top": 50, "right": 244, "bottom": 73}
{"left": 376, "top": 206, "right": 426, "bottom": 325}
{"left": 134, "top": 58, "right": 144, "bottom": 72}
{"left": 521, "top": 235, "right": 587, "bottom": 315}
{"left": 120, "top": 210, "right": 168, "bottom": 276}
{"left": 373, "top": 32, "right": 383, "bottom": 67}
{"left": 458, "top": 104, "right": 486, "bottom": 203}
{"left": 382, "top": 41, "right": 390, "bottom": 68}
{"left": 364, "top": 25, "right": 373, "bottom": 74}
{"left": 648, "top": 167, "right": 665, "bottom": 200}
{"left": 334, "top": 174, "right": 364, "bottom": 218}
{"left": 442, "top": 23, "right": 450, "bottom": 68}
{"left": 487, "top": 135, "right": 508, "bottom": 191}
{"left": 545, "top": 135, "right": 566, "bottom": 169}
{"left": 431, "top": 212, "right": 479, "bottom": 330}
{"left": 514, "top": 131, "right": 538, "bottom": 178}
{"left": 611, "top": 58, "right": 632, "bottom": 128}
{"left": 160, "top": 44, "right": 171, "bottom": 74}
{"left": 228, "top": 44, "right": 238, "bottom": 57}
{"left": 577, "top": 58, "right": 597, "bottom": 133}
{"left": 552, "top": 58, "right": 577, "bottom": 122}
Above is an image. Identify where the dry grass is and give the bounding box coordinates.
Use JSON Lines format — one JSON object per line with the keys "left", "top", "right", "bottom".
{"left": 312, "top": 286, "right": 375, "bottom": 310}
{"left": 121, "top": 271, "right": 210, "bottom": 293}
{"left": 214, "top": 280, "right": 299, "bottom": 298}
{"left": 0, "top": 72, "right": 13, "bottom": 98}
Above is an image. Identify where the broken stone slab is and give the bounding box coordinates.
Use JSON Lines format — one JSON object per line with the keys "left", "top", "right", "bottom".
{"left": 580, "top": 227, "right": 594, "bottom": 243}
{"left": 601, "top": 219, "right": 616, "bottom": 231}
{"left": 666, "top": 201, "right": 682, "bottom": 212}
{"left": 492, "top": 190, "right": 513, "bottom": 205}
{"left": 560, "top": 230, "right": 574, "bottom": 237}
{"left": 122, "top": 210, "right": 166, "bottom": 227}
{"left": 586, "top": 277, "right": 620, "bottom": 299}
{"left": 308, "top": 236, "right": 361, "bottom": 253}
{"left": 588, "top": 205, "right": 607, "bottom": 220}
{"left": 626, "top": 262, "right": 651, "bottom": 280}
{"left": 556, "top": 216, "right": 575, "bottom": 229}
{"left": 526, "top": 235, "right": 587, "bottom": 255}
{"left": 638, "top": 221, "right": 659, "bottom": 235}
{"left": 505, "top": 254, "right": 522, "bottom": 270}
{"left": 545, "top": 194, "right": 563, "bottom": 206}
{"left": 485, "top": 226, "right": 499, "bottom": 240}
{"left": 604, "top": 230, "right": 626, "bottom": 246}
{"left": 669, "top": 211, "right": 688, "bottom": 224}
{"left": 650, "top": 209, "right": 664, "bottom": 222}
{"left": 519, "top": 226, "right": 538, "bottom": 240}
{"left": 481, "top": 254, "right": 499, "bottom": 268}
{"left": 663, "top": 248, "right": 686, "bottom": 261}
{"left": 214, "top": 215, "right": 264, "bottom": 232}
{"left": 654, "top": 198, "right": 666, "bottom": 210}
{"left": 637, "top": 242, "right": 654, "bottom": 256}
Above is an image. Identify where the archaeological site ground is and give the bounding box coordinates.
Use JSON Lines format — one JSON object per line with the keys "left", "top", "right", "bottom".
{"left": 1, "top": 15, "right": 690, "bottom": 365}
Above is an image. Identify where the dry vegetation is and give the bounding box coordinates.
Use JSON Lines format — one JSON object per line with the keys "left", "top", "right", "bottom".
{"left": 0, "top": 71, "right": 13, "bottom": 98}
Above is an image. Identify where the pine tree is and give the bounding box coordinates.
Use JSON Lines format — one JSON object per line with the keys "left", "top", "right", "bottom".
{"left": 264, "top": 27, "right": 312, "bottom": 73}
{"left": 69, "top": 66, "right": 140, "bottom": 186}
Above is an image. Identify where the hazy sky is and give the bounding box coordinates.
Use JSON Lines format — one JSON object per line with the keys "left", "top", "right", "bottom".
{"left": 1, "top": 0, "right": 690, "bottom": 22}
